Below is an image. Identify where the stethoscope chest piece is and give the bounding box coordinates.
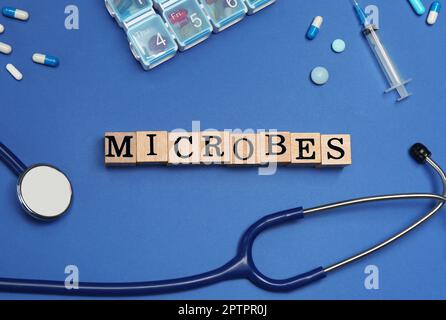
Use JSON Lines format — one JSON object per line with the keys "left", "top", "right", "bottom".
{"left": 17, "top": 165, "right": 73, "bottom": 220}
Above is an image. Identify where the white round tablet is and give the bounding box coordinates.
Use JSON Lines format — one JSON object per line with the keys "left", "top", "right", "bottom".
{"left": 17, "top": 165, "right": 73, "bottom": 220}
{"left": 311, "top": 66, "right": 329, "bottom": 85}
{"left": 332, "top": 39, "right": 346, "bottom": 53}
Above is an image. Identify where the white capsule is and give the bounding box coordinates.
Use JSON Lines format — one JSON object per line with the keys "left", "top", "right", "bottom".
{"left": 2, "top": 7, "right": 29, "bottom": 21}
{"left": 0, "top": 23, "right": 4, "bottom": 33}
{"left": 427, "top": 1, "right": 441, "bottom": 25}
{"left": 6, "top": 63, "right": 23, "bottom": 81}
{"left": 0, "top": 41, "right": 12, "bottom": 55}
{"left": 307, "top": 16, "right": 323, "bottom": 40}
{"left": 32, "top": 53, "right": 60, "bottom": 67}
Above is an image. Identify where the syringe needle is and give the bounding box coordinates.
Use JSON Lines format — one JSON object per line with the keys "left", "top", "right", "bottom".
{"left": 352, "top": 0, "right": 368, "bottom": 25}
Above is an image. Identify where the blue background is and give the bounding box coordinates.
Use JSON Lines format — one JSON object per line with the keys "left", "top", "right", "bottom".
{"left": 0, "top": 0, "right": 445, "bottom": 300}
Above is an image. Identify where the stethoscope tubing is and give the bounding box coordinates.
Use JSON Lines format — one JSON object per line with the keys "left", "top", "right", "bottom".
{"left": 0, "top": 142, "right": 26, "bottom": 176}
{"left": 0, "top": 192, "right": 444, "bottom": 296}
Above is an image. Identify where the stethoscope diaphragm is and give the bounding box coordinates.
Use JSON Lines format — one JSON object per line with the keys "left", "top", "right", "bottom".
{"left": 17, "top": 164, "right": 73, "bottom": 220}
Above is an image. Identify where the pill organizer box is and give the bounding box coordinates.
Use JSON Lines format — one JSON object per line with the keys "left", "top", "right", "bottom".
{"left": 105, "top": 0, "right": 276, "bottom": 70}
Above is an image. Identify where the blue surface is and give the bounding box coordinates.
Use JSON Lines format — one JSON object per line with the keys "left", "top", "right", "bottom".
{"left": 0, "top": 0, "right": 445, "bottom": 299}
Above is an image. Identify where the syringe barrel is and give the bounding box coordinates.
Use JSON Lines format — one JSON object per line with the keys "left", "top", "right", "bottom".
{"left": 363, "top": 25, "right": 411, "bottom": 101}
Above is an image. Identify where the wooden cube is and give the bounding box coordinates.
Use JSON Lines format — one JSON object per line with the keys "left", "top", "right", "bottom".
{"left": 168, "top": 132, "right": 201, "bottom": 165}
{"left": 230, "top": 133, "right": 258, "bottom": 165}
{"left": 200, "top": 131, "right": 231, "bottom": 164}
{"left": 258, "top": 132, "right": 291, "bottom": 164}
{"left": 136, "top": 131, "right": 168, "bottom": 164}
{"left": 321, "top": 134, "right": 352, "bottom": 166}
{"left": 290, "top": 133, "right": 321, "bottom": 165}
{"left": 104, "top": 132, "right": 137, "bottom": 166}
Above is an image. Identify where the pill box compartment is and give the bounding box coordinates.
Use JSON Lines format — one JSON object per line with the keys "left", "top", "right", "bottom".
{"left": 244, "top": 0, "right": 276, "bottom": 15}
{"left": 160, "top": 0, "right": 213, "bottom": 51}
{"left": 127, "top": 13, "right": 178, "bottom": 69}
{"left": 199, "top": 0, "right": 247, "bottom": 32}
{"left": 105, "top": 0, "right": 154, "bottom": 28}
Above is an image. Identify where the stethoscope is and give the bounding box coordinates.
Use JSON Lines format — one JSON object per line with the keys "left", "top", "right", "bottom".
{"left": 0, "top": 140, "right": 445, "bottom": 295}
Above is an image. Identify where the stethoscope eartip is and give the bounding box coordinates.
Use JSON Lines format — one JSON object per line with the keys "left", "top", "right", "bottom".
{"left": 410, "top": 143, "right": 432, "bottom": 164}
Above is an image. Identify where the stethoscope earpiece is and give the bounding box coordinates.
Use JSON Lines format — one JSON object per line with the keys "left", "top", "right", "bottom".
{"left": 410, "top": 143, "right": 432, "bottom": 164}
{"left": 17, "top": 164, "right": 73, "bottom": 221}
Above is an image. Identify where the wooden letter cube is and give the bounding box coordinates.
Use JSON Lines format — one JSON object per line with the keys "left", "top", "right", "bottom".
{"left": 200, "top": 131, "right": 231, "bottom": 164}
{"left": 136, "top": 131, "right": 168, "bottom": 164}
{"left": 104, "top": 132, "right": 137, "bottom": 166}
{"left": 230, "top": 133, "right": 258, "bottom": 165}
{"left": 290, "top": 133, "right": 321, "bottom": 165}
{"left": 168, "top": 132, "right": 201, "bottom": 165}
{"left": 258, "top": 132, "right": 291, "bottom": 164}
{"left": 321, "top": 134, "right": 352, "bottom": 166}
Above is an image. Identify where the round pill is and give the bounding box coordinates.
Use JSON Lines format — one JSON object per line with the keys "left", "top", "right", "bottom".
{"left": 332, "top": 39, "right": 346, "bottom": 53}
{"left": 0, "top": 23, "right": 4, "bottom": 33}
{"left": 311, "top": 66, "right": 329, "bottom": 85}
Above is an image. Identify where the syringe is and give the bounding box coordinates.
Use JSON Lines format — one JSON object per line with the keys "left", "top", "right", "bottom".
{"left": 353, "top": 0, "right": 412, "bottom": 102}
